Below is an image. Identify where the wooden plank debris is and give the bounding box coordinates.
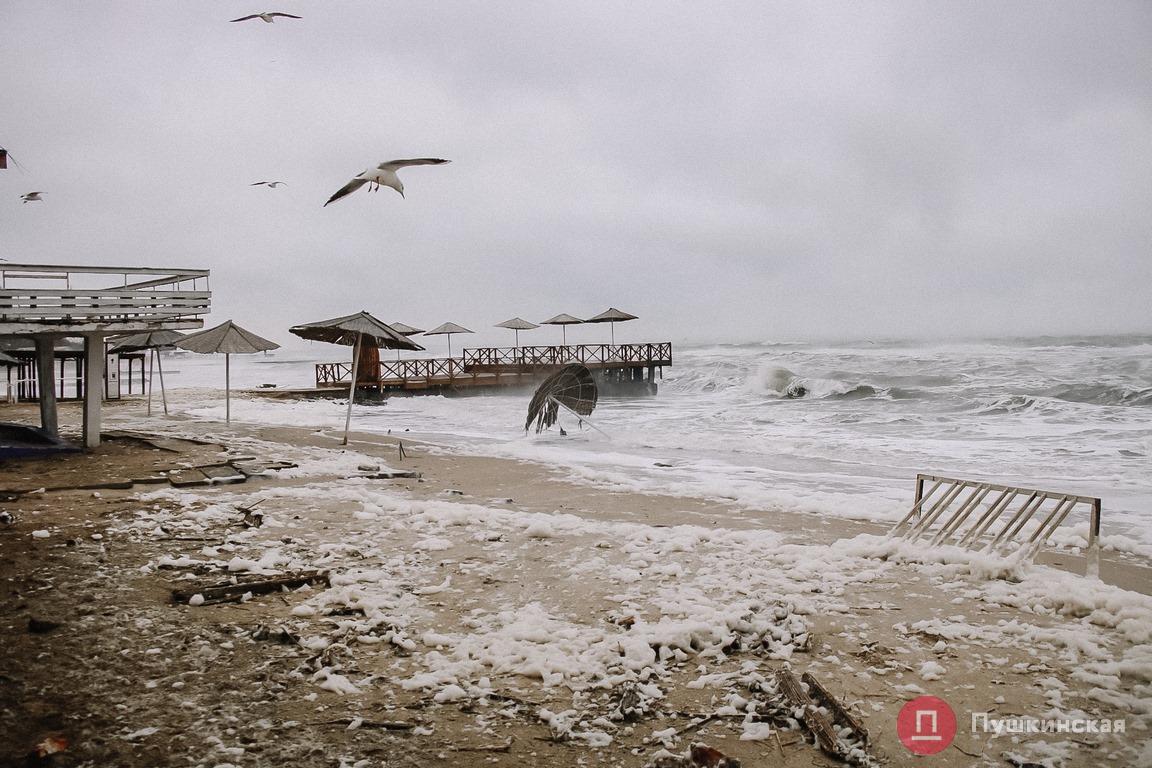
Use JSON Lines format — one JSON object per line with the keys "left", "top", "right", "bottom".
{"left": 172, "top": 569, "right": 330, "bottom": 605}
{"left": 358, "top": 469, "right": 421, "bottom": 480}
{"left": 802, "top": 672, "right": 869, "bottom": 746}
{"left": 199, "top": 464, "right": 246, "bottom": 484}
{"left": 314, "top": 717, "right": 415, "bottom": 730}
{"left": 775, "top": 668, "right": 843, "bottom": 758}
{"left": 167, "top": 469, "right": 210, "bottom": 488}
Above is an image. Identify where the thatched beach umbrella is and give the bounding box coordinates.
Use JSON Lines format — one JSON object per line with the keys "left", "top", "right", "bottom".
{"left": 174, "top": 321, "right": 279, "bottom": 424}
{"left": 389, "top": 321, "right": 425, "bottom": 336}
{"left": 424, "top": 321, "right": 473, "bottom": 358}
{"left": 388, "top": 321, "right": 425, "bottom": 360}
{"left": 108, "top": 329, "right": 185, "bottom": 416}
{"left": 495, "top": 317, "right": 539, "bottom": 348}
{"left": 289, "top": 311, "right": 424, "bottom": 445}
{"left": 541, "top": 313, "right": 584, "bottom": 345}
{"left": 586, "top": 307, "right": 637, "bottom": 344}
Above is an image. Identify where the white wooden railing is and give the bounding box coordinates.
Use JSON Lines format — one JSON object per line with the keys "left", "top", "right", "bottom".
{"left": 0, "top": 264, "right": 210, "bottom": 329}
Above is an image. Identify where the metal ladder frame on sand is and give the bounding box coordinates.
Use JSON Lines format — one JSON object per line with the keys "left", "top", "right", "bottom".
{"left": 889, "top": 473, "right": 1102, "bottom": 578}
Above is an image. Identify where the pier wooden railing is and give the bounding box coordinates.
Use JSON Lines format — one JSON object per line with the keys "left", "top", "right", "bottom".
{"left": 316, "top": 358, "right": 476, "bottom": 386}
{"left": 316, "top": 361, "right": 352, "bottom": 386}
{"left": 0, "top": 264, "right": 211, "bottom": 331}
{"left": 463, "top": 342, "right": 672, "bottom": 370}
{"left": 380, "top": 358, "right": 471, "bottom": 382}
{"left": 315, "top": 343, "right": 673, "bottom": 389}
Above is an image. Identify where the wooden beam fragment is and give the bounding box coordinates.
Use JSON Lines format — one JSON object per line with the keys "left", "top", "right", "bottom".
{"left": 172, "top": 570, "right": 330, "bottom": 605}
{"left": 801, "top": 672, "right": 869, "bottom": 746}
{"left": 775, "top": 668, "right": 844, "bottom": 759}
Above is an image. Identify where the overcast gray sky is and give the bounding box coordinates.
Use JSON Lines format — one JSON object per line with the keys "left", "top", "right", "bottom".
{"left": 2, "top": 1, "right": 1149, "bottom": 348}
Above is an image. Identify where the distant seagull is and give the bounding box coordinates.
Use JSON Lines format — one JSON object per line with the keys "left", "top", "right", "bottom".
{"left": 323, "top": 158, "right": 450, "bottom": 207}
{"left": 229, "top": 12, "right": 302, "bottom": 23}
{"left": 250, "top": 180, "right": 287, "bottom": 188}
{"left": 21, "top": 192, "right": 43, "bottom": 203}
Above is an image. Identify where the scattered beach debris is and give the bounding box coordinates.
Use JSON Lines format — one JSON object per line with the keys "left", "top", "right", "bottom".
{"left": 249, "top": 623, "right": 299, "bottom": 645}
{"left": 20, "top": 191, "right": 43, "bottom": 203}
{"left": 644, "top": 742, "right": 741, "bottom": 768}
{"left": 611, "top": 680, "right": 655, "bottom": 722}
{"left": 27, "top": 617, "right": 62, "bottom": 634}
{"left": 250, "top": 180, "right": 287, "bottom": 187}
{"left": 172, "top": 570, "right": 330, "bottom": 605}
{"left": 313, "top": 717, "right": 415, "bottom": 731}
{"left": 768, "top": 668, "right": 875, "bottom": 766}
{"left": 801, "top": 671, "right": 869, "bottom": 746}
{"left": 31, "top": 735, "right": 68, "bottom": 759}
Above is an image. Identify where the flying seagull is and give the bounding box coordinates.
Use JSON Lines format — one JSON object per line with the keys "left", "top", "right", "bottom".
{"left": 250, "top": 180, "right": 287, "bottom": 187}
{"left": 323, "top": 158, "right": 450, "bottom": 207}
{"left": 21, "top": 192, "right": 43, "bottom": 203}
{"left": 230, "top": 12, "right": 302, "bottom": 23}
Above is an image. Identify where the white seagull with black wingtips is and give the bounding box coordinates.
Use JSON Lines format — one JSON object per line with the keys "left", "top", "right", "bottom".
{"left": 230, "top": 12, "right": 302, "bottom": 23}
{"left": 323, "top": 158, "right": 450, "bottom": 207}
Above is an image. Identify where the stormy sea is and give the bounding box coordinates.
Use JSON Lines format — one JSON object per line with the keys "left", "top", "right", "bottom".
{"left": 165, "top": 334, "right": 1152, "bottom": 554}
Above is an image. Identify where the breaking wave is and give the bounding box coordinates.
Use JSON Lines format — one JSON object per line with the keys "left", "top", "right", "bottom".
{"left": 746, "top": 366, "right": 900, "bottom": 401}
{"left": 1045, "top": 384, "right": 1152, "bottom": 407}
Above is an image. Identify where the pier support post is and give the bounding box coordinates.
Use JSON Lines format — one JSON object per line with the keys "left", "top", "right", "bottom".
{"left": 83, "top": 333, "right": 105, "bottom": 448}
{"left": 34, "top": 336, "right": 58, "bottom": 437}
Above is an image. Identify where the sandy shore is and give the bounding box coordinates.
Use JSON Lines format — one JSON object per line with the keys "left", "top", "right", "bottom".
{"left": 1, "top": 400, "right": 1150, "bottom": 767}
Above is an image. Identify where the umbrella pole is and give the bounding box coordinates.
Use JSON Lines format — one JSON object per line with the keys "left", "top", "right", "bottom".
{"left": 515, "top": 329, "right": 519, "bottom": 348}
{"left": 343, "top": 333, "right": 362, "bottom": 446}
{"left": 447, "top": 334, "right": 453, "bottom": 358}
{"left": 548, "top": 396, "right": 609, "bottom": 438}
{"left": 611, "top": 322, "right": 615, "bottom": 345}
{"left": 225, "top": 353, "right": 231, "bottom": 424}
{"left": 157, "top": 348, "right": 169, "bottom": 416}
{"left": 146, "top": 349, "right": 155, "bottom": 416}
{"left": 562, "top": 326, "right": 567, "bottom": 345}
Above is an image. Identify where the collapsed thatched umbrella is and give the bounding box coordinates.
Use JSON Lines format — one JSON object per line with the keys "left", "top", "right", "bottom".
{"left": 540, "top": 313, "right": 584, "bottom": 345}
{"left": 424, "top": 321, "right": 473, "bottom": 358}
{"left": 174, "top": 321, "right": 280, "bottom": 424}
{"left": 289, "top": 311, "right": 424, "bottom": 445}
{"left": 494, "top": 317, "right": 539, "bottom": 348}
{"left": 585, "top": 307, "right": 638, "bottom": 344}
{"left": 108, "top": 329, "right": 185, "bottom": 416}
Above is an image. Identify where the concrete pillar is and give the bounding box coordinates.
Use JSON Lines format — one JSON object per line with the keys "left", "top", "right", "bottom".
{"left": 34, "top": 336, "right": 58, "bottom": 436}
{"left": 83, "top": 334, "right": 105, "bottom": 449}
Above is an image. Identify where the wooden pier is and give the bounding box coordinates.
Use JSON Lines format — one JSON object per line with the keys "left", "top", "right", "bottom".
{"left": 314, "top": 342, "right": 672, "bottom": 396}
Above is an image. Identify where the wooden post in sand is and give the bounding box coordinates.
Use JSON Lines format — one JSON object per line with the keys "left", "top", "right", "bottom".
{"left": 156, "top": 349, "right": 169, "bottom": 415}
{"left": 146, "top": 348, "right": 155, "bottom": 416}
{"left": 225, "top": 352, "right": 231, "bottom": 424}
{"left": 342, "top": 333, "right": 362, "bottom": 446}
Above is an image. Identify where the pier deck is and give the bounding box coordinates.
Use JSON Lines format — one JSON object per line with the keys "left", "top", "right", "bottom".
{"left": 315, "top": 342, "right": 671, "bottom": 395}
